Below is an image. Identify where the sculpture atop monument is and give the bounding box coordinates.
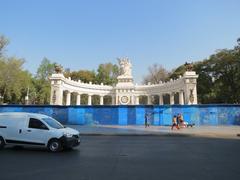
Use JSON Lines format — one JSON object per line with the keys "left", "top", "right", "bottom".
{"left": 117, "top": 57, "right": 132, "bottom": 77}
{"left": 184, "top": 62, "right": 194, "bottom": 71}
{"left": 54, "top": 64, "right": 63, "bottom": 74}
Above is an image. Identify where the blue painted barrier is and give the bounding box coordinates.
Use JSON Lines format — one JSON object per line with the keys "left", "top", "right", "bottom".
{"left": 0, "top": 105, "right": 240, "bottom": 126}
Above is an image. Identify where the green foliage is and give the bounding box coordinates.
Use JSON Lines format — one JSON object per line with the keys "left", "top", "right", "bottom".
{"left": 169, "top": 65, "right": 186, "bottom": 79}
{"left": 0, "top": 57, "right": 32, "bottom": 104}
{"left": 0, "top": 36, "right": 33, "bottom": 104}
{"left": 170, "top": 38, "right": 240, "bottom": 104}
{"left": 193, "top": 60, "right": 216, "bottom": 103}
{"left": 32, "top": 79, "right": 51, "bottom": 104}
{"left": 36, "top": 57, "right": 56, "bottom": 81}
{"left": 209, "top": 49, "right": 240, "bottom": 103}
{"left": 1, "top": 33, "right": 239, "bottom": 105}
{"left": 65, "top": 70, "right": 97, "bottom": 83}
{"left": 96, "top": 63, "right": 119, "bottom": 85}
{"left": 64, "top": 63, "right": 118, "bottom": 104}
{"left": 34, "top": 58, "right": 57, "bottom": 104}
{"left": 0, "top": 35, "right": 9, "bottom": 57}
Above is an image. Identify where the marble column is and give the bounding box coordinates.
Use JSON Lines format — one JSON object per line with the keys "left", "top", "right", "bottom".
{"left": 135, "top": 96, "right": 139, "bottom": 105}
{"left": 159, "top": 94, "right": 163, "bottom": 105}
{"left": 111, "top": 96, "right": 115, "bottom": 105}
{"left": 147, "top": 95, "right": 152, "bottom": 105}
{"left": 170, "top": 93, "right": 174, "bottom": 105}
{"left": 88, "top": 94, "right": 92, "bottom": 105}
{"left": 193, "top": 87, "right": 198, "bottom": 104}
{"left": 131, "top": 95, "right": 135, "bottom": 105}
{"left": 66, "top": 91, "right": 71, "bottom": 105}
{"left": 50, "top": 88, "right": 63, "bottom": 105}
{"left": 58, "top": 89, "right": 63, "bottom": 105}
{"left": 100, "top": 95, "right": 104, "bottom": 105}
{"left": 76, "top": 93, "right": 81, "bottom": 105}
{"left": 179, "top": 91, "right": 184, "bottom": 105}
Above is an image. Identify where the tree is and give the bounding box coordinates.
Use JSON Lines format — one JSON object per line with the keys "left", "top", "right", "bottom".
{"left": 0, "top": 57, "right": 32, "bottom": 104}
{"left": 209, "top": 48, "right": 240, "bottom": 103}
{"left": 65, "top": 70, "right": 96, "bottom": 83}
{"left": 96, "top": 63, "right": 119, "bottom": 85}
{"left": 63, "top": 63, "right": 119, "bottom": 105}
{"left": 143, "top": 64, "right": 170, "bottom": 84}
{"left": 169, "top": 65, "right": 186, "bottom": 79}
{"left": 0, "top": 35, "right": 33, "bottom": 104}
{"left": 36, "top": 57, "right": 56, "bottom": 81}
{"left": 34, "top": 58, "right": 57, "bottom": 104}
{"left": 0, "top": 35, "right": 9, "bottom": 57}
{"left": 170, "top": 38, "right": 240, "bottom": 104}
{"left": 63, "top": 70, "right": 97, "bottom": 105}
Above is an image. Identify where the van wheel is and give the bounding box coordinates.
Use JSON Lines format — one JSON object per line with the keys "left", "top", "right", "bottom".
{"left": 0, "top": 136, "right": 5, "bottom": 150}
{"left": 48, "top": 139, "right": 62, "bottom": 152}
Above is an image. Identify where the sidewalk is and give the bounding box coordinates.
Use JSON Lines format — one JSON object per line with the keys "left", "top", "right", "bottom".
{"left": 68, "top": 125, "right": 240, "bottom": 139}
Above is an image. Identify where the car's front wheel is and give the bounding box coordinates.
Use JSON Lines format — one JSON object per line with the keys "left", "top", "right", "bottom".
{"left": 47, "top": 139, "right": 63, "bottom": 152}
{"left": 0, "top": 136, "right": 5, "bottom": 150}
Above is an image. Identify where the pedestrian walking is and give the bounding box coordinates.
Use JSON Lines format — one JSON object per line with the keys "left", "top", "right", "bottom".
{"left": 171, "top": 115, "right": 180, "bottom": 130}
{"left": 145, "top": 113, "right": 150, "bottom": 128}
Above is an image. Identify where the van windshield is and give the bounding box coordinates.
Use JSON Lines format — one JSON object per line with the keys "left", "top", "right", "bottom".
{"left": 42, "top": 117, "right": 64, "bottom": 129}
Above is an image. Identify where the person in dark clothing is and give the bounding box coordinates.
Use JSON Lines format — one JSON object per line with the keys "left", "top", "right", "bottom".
{"left": 145, "top": 113, "right": 150, "bottom": 128}
{"left": 176, "top": 113, "right": 180, "bottom": 126}
{"left": 171, "top": 115, "right": 180, "bottom": 130}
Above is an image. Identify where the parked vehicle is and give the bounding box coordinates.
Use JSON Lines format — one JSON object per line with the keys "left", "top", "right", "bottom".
{"left": 0, "top": 112, "right": 80, "bottom": 152}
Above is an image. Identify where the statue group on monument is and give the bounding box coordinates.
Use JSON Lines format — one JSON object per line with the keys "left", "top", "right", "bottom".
{"left": 117, "top": 58, "right": 132, "bottom": 77}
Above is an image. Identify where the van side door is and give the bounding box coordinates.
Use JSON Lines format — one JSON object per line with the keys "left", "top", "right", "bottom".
{"left": 2, "top": 115, "right": 27, "bottom": 144}
{"left": 21, "top": 118, "right": 50, "bottom": 145}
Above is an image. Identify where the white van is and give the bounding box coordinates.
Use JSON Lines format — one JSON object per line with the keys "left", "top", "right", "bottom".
{"left": 0, "top": 112, "right": 80, "bottom": 152}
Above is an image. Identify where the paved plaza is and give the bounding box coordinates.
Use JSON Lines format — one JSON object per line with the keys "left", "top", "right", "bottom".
{"left": 70, "top": 125, "right": 240, "bottom": 139}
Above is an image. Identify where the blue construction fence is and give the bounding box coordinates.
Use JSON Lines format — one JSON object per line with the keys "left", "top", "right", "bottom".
{"left": 0, "top": 105, "right": 240, "bottom": 126}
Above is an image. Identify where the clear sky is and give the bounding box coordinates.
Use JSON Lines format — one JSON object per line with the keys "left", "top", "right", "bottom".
{"left": 0, "top": 0, "right": 240, "bottom": 83}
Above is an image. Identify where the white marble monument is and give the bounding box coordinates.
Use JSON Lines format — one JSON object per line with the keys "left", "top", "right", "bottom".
{"left": 49, "top": 58, "right": 198, "bottom": 105}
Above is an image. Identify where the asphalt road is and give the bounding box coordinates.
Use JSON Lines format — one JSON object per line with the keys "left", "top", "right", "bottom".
{"left": 0, "top": 136, "right": 240, "bottom": 180}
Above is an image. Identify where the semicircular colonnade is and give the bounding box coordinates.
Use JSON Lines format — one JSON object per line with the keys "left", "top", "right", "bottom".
{"left": 50, "top": 59, "right": 198, "bottom": 106}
